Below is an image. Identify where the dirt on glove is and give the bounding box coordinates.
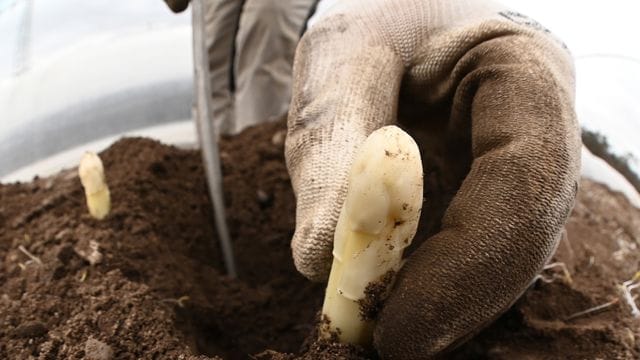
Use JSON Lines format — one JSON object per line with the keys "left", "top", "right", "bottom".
{"left": 1, "top": 120, "right": 639, "bottom": 359}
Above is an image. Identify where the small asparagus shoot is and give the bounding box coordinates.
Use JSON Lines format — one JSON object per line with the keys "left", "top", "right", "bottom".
{"left": 320, "top": 126, "right": 423, "bottom": 346}
{"left": 79, "top": 152, "right": 111, "bottom": 220}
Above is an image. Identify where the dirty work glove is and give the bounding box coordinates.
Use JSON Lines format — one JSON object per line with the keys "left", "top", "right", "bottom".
{"left": 163, "top": 0, "right": 189, "bottom": 13}
{"left": 285, "top": 0, "right": 581, "bottom": 358}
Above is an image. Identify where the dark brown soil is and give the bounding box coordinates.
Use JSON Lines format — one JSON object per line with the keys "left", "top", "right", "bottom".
{"left": 1, "top": 120, "right": 639, "bottom": 359}
{"left": 358, "top": 271, "right": 396, "bottom": 322}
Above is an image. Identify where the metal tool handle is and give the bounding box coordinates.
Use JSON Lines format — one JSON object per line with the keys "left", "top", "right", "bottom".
{"left": 191, "top": 0, "right": 237, "bottom": 277}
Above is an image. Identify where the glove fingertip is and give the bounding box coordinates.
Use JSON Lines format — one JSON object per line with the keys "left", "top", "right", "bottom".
{"left": 291, "top": 221, "right": 334, "bottom": 282}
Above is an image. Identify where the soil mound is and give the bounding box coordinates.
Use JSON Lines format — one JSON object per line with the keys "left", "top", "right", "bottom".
{"left": 1, "top": 121, "right": 638, "bottom": 359}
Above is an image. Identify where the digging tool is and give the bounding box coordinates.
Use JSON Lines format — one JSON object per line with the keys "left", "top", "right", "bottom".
{"left": 191, "top": 0, "right": 237, "bottom": 277}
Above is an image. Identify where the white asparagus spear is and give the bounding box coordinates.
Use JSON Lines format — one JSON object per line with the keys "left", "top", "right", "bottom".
{"left": 78, "top": 152, "right": 111, "bottom": 220}
{"left": 320, "top": 125, "right": 423, "bottom": 346}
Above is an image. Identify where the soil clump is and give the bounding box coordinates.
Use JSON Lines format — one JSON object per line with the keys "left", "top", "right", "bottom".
{"left": 1, "top": 121, "right": 639, "bottom": 359}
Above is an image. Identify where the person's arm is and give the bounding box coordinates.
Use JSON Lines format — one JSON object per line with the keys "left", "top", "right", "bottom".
{"left": 286, "top": 0, "right": 580, "bottom": 357}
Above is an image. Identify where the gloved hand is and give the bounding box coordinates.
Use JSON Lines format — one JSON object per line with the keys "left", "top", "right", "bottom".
{"left": 285, "top": 0, "right": 581, "bottom": 358}
{"left": 163, "top": 0, "right": 189, "bottom": 13}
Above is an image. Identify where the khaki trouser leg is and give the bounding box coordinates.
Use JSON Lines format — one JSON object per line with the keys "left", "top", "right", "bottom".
{"left": 232, "top": 0, "right": 316, "bottom": 134}
{"left": 204, "top": 0, "right": 243, "bottom": 135}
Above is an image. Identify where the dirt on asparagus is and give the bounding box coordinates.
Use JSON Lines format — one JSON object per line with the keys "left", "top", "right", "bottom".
{"left": 1, "top": 120, "right": 639, "bottom": 359}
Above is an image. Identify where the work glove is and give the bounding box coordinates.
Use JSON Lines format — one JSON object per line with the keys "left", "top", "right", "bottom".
{"left": 285, "top": 0, "right": 581, "bottom": 358}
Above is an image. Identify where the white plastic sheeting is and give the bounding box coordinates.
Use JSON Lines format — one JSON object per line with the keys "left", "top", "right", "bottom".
{"left": 0, "top": 1, "right": 193, "bottom": 176}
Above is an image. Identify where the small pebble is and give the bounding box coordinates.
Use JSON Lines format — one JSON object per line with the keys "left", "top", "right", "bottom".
{"left": 11, "top": 321, "right": 47, "bottom": 339}
{"left": 74, "top": 239, "right": 103, "bottom": 266}
{"left": 256, "top": 189, "right": 273, "bottom": 208}
{"left": 271, "top": 130, "right": 286, "bottom": 146}
{"left": 84, "top": 338, "right": 113, "bottom": 360}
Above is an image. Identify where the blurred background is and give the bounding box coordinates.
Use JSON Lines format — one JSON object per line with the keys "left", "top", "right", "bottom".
{"left": 0, "top": 0, "right": 193, "bottom": 181}
{"left": 0, "top": 0, "right": 639, "bottom": 202}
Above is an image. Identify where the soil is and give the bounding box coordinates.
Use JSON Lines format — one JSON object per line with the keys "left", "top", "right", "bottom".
{"left": 358, "top": 271, "right": 396, "bottom": 322}
{"left": 1, "top": 120, "right": 639, "bottom": 359}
